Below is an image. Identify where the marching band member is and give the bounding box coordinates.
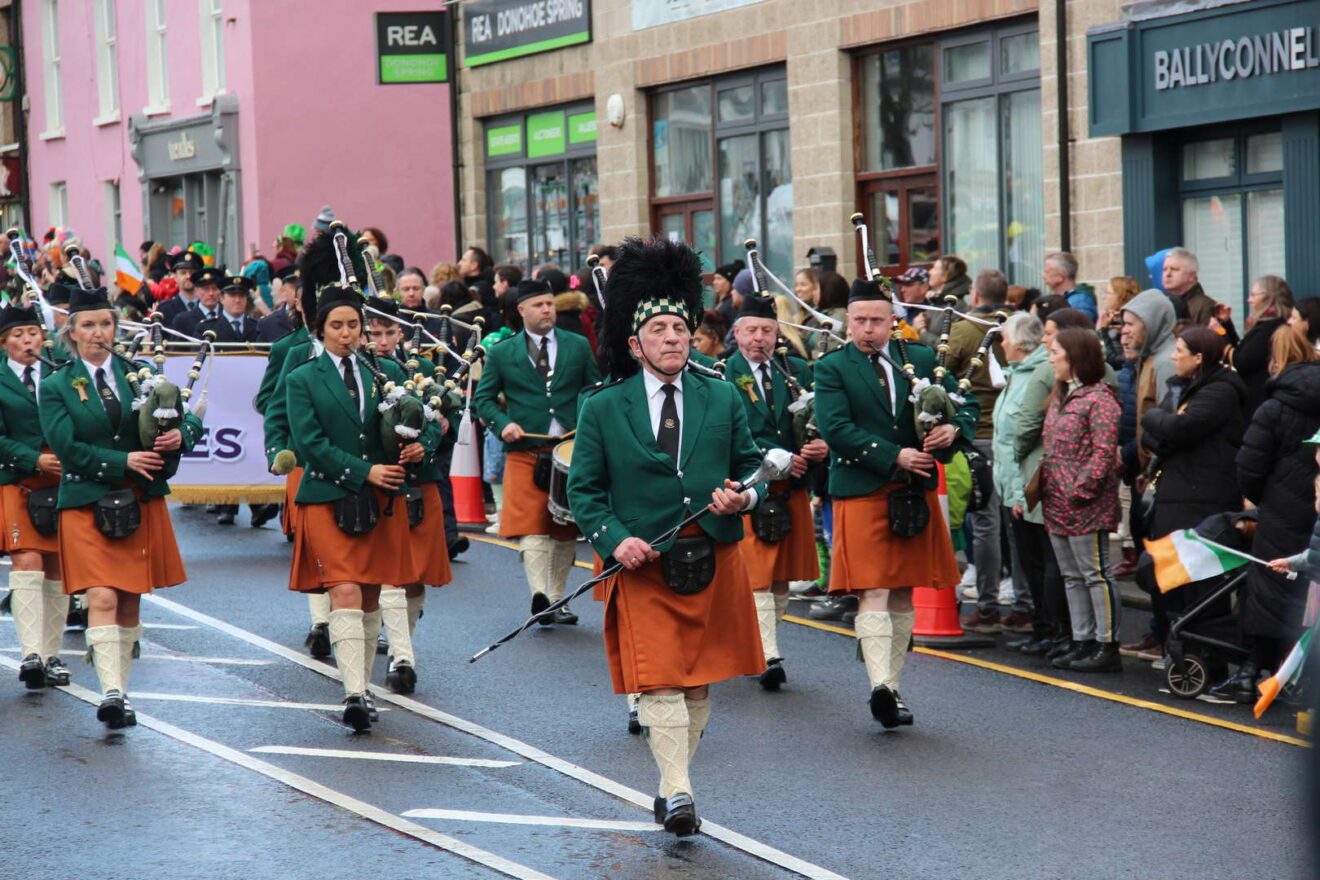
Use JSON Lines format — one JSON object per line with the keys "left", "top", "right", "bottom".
{"left": 40, "top": 285, "right": 203, "bottom": 728}
{"left": 365, "top": 298, "right": 455, "bottom": 694}
{"left": 724, "top": 294, "right": 827, "bottom": 690}
{"left": 0, "top": 302, "right": 67, "bottom": 689}
{"left": 568, "top": 236, "right": 767, "bottom": 837}
{"left": 473, "top": 278, "right": 598, "bottom": 625}
{"left": 813, "top": 279, "right": 977, "bottom": 728}
{"left": 284, "top": 282, "right": 441, "bottom": 732}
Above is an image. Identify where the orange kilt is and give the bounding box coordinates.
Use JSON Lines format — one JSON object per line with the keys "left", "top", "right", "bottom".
{"left": 280, "top": 467, "right": 304, "bottom": 536}
{"left": 58, "top": 496, "right": 186, "bottom": 594}
{"left": 602, "top": 529, "right": 764, "bottom": 694}
{"left": 411, "top": 482, "right": 452, "bottom": 588}
{"left": 289, "top": 489, "right": 421, "bottom": 592}
{"left": 829, "top": 486, "right": 960, "bottom": 592}
{"left": 498, "top": 449, "right": 576, "bottom": 541}
{"left": 739, "top": 483, "right": 818, "bottom": 589}
{"left": 1, "top": 472, "right": 60, "bottom": 555}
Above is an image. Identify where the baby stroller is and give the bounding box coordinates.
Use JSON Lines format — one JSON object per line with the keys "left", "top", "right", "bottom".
{"left": 1141, "top": 510, "right": 1257, "bottom": 700}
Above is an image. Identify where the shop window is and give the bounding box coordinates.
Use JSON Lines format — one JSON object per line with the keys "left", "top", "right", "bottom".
{"left": 1178, "top": 128, "right": 1286, "bottom": 313}
{"left": 484, "top": 105, "right": 598, "bottom": 274}
{"left": 650, "top": 68, "right": 791, "bottom": 278}
{"left": 146, "top": 0, "right": 169, "bottom": 110}
{"left": 94, "top": 0, "right": 119, "bottom": 120}
{"left": 856, "top": 22, "right": 1042, "bottom": 283}
{"left": 41, "top": 0, "right": 62, "bottom": 134}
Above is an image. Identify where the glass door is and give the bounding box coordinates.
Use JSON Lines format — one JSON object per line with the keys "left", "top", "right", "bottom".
{"left": 570, "top": 157, "right": 599, "bottom": 272}
{"left": 531, "top": 163, "right": 570, "bottom": 268}
{"left": 657, "top": 201, "right": 715, "bottom": 274}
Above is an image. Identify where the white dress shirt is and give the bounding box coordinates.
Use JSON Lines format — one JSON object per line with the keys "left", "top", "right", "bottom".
{"left": 527, "top": 328, "right": 565, "bottom": 437}
{"left": 82, "top": 358, "right": 118, "bottom": 401}
{"left": 8, "top": 357, "right": 39, "bottom": 396}
{"left": 325, "top": 350, "right": 364, "bottom": 419}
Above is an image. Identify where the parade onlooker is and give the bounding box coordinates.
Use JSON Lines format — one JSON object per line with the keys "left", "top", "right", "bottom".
{"left": 711, "top": 261, "right": 743, "bottom": 329}
{"left": 1128, "top": 328, "right": 1247, "bottom": 660}
{"left": 929, "top": 255, "right": 970, "bottom": 308}
{"left": 1043, "top": 251, "right": 1097, "bottom": 321}
{"left": 1216, "top": 333, "right": 1320, "bottom": 700}
{"left": 1041, "top": 328, "right": 1123, "bottom": 673}
{"left": 1031, "top": 293, "right": 1069, "bottom": 325}
{"left": 458, "top": 246, "right": 494, "bottom": 286}
{"left": 269, "top": 226, "right": 303, "bottom": 275}
{"left": 694, "top": 309, "right": 727, "bottom": 359}
{"left": 894, "top": 266, "right": 934, "bottom": 345}
{"left": 1224, "top": 275, "right": 1293, "bottom": 417}
{"left": 793, "top": 267, "right": 820, "bottom": 309}
{"left": 1161, "top": 247, "right": 1217, "bottom": 327}
{"left": 806, "top": 271, "right": 849, "bottom": 354}
{"left": 430, "top": 261, "right": 461, "bottom": 287}
{"left": 1121, "top": 289, "right": 1178, "bottom": 474}
{"left": 1097, "top": 276, "right": 1141, "bottom": 368}
{"left": 1287, "top": 297, "right": 1320, "bottom": 354}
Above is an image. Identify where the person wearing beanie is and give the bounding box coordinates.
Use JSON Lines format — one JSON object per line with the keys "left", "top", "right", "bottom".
{"left": 314, "top": 205, "right": 336, "bottom": 233}
{"left": 813, "top": 278, "right": 978, "bottom": 729}
{"left": 473, "top": 277, "right": 600, "bottom": 627}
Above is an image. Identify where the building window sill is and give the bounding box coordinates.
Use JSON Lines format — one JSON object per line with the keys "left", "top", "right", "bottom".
{"left": 196, "top": 96, "right": 213, "bottom": 108}
{"left": 93, "top": 112, "right": 121, "bottom": 127}
{"left": 38, "top": 129, "right": 65, "bottom": 141}
{"left": 142, "top": 104, "right": 171, "bottom": 117}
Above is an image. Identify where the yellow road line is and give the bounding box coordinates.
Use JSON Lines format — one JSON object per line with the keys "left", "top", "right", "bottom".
{"left": 784, "top": 614, "right": 1310, "bottom": 749}
{"left": 468, "top": 535, "right": 1310, "bottom": 748}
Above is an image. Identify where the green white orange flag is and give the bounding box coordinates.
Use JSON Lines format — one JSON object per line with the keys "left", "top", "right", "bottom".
{"left": 1254, "top": 627, "right": 1313, "bottom": 718}
{"left": 1145, "top": 529, "right": 1250, "bottom": 593}
{"left": 114, "top": 243, "right": 143, "bottom": 295}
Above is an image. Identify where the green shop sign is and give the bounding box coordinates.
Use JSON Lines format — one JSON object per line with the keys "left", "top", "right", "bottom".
{"left": 487, "top": 124, "right": 523, "bottom": 157}
{"left": 568, "top": 111, "right": 597, "bottom": 144}
{"left": 376, "top": 11, "right": 451, "bottom": 84}
{"left": 464, "top": 0, "right": 592, "bottom": 68}
{"left": 527, "top": 111, "right": 567, "bottom": 158}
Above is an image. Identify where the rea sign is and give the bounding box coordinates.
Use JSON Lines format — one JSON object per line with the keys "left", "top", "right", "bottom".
{"left": 375, "top": 11, "right": 451, "bottom": 84}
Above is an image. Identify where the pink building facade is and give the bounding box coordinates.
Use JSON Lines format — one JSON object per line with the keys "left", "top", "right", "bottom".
{"left": 23, "top": 0, "right": 456, "bottom": 270}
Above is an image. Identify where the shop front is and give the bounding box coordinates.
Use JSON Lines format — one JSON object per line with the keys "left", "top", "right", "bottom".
{"left": 129, "top": 96, "right": 242, "bottom": 269}
{"left": 1089, "top": 0, "right": 1320, "bottom": 309}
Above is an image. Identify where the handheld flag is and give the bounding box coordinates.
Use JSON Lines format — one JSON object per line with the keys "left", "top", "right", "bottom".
{"left": 1253, "top": 627, "right": 1313, "bottom": 718}
{"left": 1145, "top": 529, "right": 1250, "bottom": 593}
{"left": 114, "top": 243, "right": 144, "bottom": 295}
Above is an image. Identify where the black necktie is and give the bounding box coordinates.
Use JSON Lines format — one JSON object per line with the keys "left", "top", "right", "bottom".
{"left": 187, "top": 300, "right": 198, "bottom": 312}
{"left": 96, "top": 367, "right": 120, "bottom": 426}
{"left": 760, "top": 363, "right": 774, "bottom": 408}
{"left": 657, "top": 384, "right": 680, "bottom": 463}
{"left": 870, "top": 353, "right": 889, "bottom": 391}
{"left": 22, "top": 365, "right": 34, "bottom": 394}
{"left": 341, "top": 357, "right": 359, "bottom": 409}
{"left": 535, "top": 336, "right": 550, "bottom": 380}
{"left": 231, "top": 319, "right": 242, "bottom": 337}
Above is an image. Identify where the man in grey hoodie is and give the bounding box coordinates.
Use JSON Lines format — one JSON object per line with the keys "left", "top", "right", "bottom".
{"left": 1121, "top": 289, "right": 1178, "bottom": 475}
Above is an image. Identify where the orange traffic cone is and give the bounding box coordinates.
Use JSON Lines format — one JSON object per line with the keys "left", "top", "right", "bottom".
{"left": 913, "top": 461, "right": 994, "bottom": 648}
{"left": 449, "top": 409, "right": 487, "bottom": 527}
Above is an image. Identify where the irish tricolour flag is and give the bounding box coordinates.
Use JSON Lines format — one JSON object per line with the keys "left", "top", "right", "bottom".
{"left": 1144, "top": 529, "right": 1250, "bottom": 593}
{"left": 114, "top": 243, "right": 143, "bottom": 295}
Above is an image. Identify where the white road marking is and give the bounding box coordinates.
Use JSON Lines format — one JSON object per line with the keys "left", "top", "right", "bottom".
{"left": 0, "top": 656, "right": 554, "bottom": 880}
{"left": 0, "top": 617, "right": 197, "bottom": 631}
{"left": 132, "top": 692, "right": 389, "bottom": 713}
{"left": 251, "top": 745, "right": 519, "bottom": 769}
{"left": 147, "top": 594, "right": 853, "bottom": 880}
{"left": 403, "top": 808, "right": 662, "bottom": 832}
{"left": 0, "top": 647, "right": 271, "bottom": 666}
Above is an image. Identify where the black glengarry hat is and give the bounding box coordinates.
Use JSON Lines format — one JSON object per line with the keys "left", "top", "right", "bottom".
{"left": 516, "top": 278, "right": 553, "bottom": 303}
{"left": 848, "top": 278, "right": 893, "bottom": 304}
{"left": 736, "top": 293, "right": 777, "bottom": 322}
{"left": 68, "top": 286, "right": 113, "bottom": 314}
{"left": 0, "top": 302, "right": 42, "bottom": 335}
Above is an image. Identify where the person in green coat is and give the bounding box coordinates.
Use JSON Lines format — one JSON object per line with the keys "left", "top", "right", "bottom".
{"left": 568, "top": 237, "right": 769, "bottom": 837}
{"left": 40, "top": 286, "right": 204, "bottom": 729}
{"left": 723, "top": 293, "right": 829, "bottom": 691}
{"left": 0, "top": 302, "right": 69, "bottom": 691}
{"left": 473, "top": 277, "right": 599, "bottom": 626}
{"left": 813, "top": 278, "right": 978, "bottom": 730}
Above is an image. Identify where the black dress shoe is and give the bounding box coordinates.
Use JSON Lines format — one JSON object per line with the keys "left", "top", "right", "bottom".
{"left": 628, "top": 707, "right": 642, "bottom": 735}
{"left": 66, "top": 602, "right": 88, "bottom": 630}
{"left": 659, "top": 793, "right": 700, "bottom": 837}
{"left": 305, "top": 623, "right": 332, "bottom": 659}
{"left": 122, "top": 698, "right": 138, "bottom": 727}
{"left": 1207, "top": 662, "right": 1261, "bottom": 703}
{"left": 1050, "top": 640, "right": 1095, "bottom": 670}
{"left": 551, "top": 606, "right": 578, "bottom": 626}
{"left": 97, "top": 690, "right": 126, "bottom": 728}
{"left": 18, "top": 653, "right": 46, "bottom": 690}
{"left": 44, "top": 657, "right": 71, "bottom": 686}
{"left": 250, "top": 504, "right": 279, "bottom": 528}
{"left": 448, "top": 536, "right": 470, "bottom": 560}
{"left": 364, "top": 692, "right": 380, "bottom": 722}
{"left": 869, "top": 684, "right": 902, "bottom": 729}
{"left": 758, "top": 658, "right": 787, "bottom": 691}
{"left": 342, "top": 695, "right": 372, "bottom": 732}
{"left": 1019, "top": 637, "right": 1055, "bottom": 656}
{"left": 892, "top": 690, "right": 914, "bottom": 726}
{"left": 216, "top": 510, "right": 236, "bottom": 525}
{"left": 376, "top": 632, "right": 388, "bottom": 655}
{"left": 1044, "top": 636, "right": 1073, "bottom": 661}
{"left": 386, "top": 659, "right": 417, "bottom": 695}
{"left": 531, "top": 593, "right": 552, "bottom": 626}
{"left": 1069, "top": 642, "right": 1122, "bottom": 673}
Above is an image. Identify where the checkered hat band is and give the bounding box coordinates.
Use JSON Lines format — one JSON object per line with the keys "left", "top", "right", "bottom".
{"left": 632, "top": 297, "right": 689, "bottom": 333}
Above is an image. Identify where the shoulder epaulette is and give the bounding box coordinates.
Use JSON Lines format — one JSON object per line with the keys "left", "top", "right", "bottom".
{"left": 581, "top": 376, "right": 626, "bottom": 399}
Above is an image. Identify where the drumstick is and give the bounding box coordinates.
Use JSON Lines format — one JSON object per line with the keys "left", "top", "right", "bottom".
{"left": 517, "top": 430, "right": 576, "bottom": 442}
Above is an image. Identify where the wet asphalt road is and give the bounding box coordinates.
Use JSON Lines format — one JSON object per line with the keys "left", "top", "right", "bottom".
{"left": 1, "top": 505, "right": 1313, "bottom": 880}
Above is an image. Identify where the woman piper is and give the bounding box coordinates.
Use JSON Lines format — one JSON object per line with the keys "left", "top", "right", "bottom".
{"left": 285, "top": 281, "right": 440, "bottom": 732}
{"left": 40, "top": 285, "right": 203, "bottom": 728}
{"left": 0, "top": 301, "right": 67, "bottom": 690}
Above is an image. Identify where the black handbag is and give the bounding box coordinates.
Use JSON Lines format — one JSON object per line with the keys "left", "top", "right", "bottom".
{"left": 532, "top": 449, "right": 553, "bottom": 491}
{"left": 1137, "top": 468, "right": 1161, "bottom": 536}
{"left": 660, "top": 534, "right": 717, "bottom": 596}
{"left": 888, "top": 480, "right": 930, "bottom": 538}
{"left": 405, "top": 485, "right": 425, "bottom": 528}
{"left": 751, "top": 491, "right": 792, "bottom": 543}
{"left": 964, "top": 447, "right": 995, "bottom": 513}
{"left": 94, "top": 488, "right": 141, "bottom": 539}
{"left": 25, "top": 487, "right": 59, "bottom": 537}
{"left": 334, "top": 487, "right": 380, "bottom": 536}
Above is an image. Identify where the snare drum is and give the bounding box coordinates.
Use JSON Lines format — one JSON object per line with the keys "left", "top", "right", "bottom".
{"left": 547, "top": 438, "right": 575, "bottom": 525}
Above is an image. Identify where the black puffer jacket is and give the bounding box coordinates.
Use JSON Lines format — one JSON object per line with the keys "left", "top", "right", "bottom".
{"left": 1229, "top": 316, "right": 1287, "bottom": 419}
{"left": 1236, "top": 361, "right": 1320, "bottom": 640}
{"left": 1141, "top": 365, "right": 1247, "bottom": 538}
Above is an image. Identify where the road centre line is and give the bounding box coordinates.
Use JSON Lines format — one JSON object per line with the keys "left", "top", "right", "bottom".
{"left": 402, "top": 808, "right": 662, "bottom": 832}
{"left": 146, "top": 594, "right": 852, "bottom": 880}
{"left": 784, "top": 614, "right": 1311, "bottom": 749}
{"left": 0, "top": 655, "right": 555, "bottom": 880}
{"left": 251, "top": 745, "right": 520, "bottom": 768}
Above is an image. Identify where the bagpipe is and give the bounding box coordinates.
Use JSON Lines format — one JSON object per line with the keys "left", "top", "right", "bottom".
{"left": 5, "top": 229, "right": 60, "bottom": 369}
{"left": 744, "top": 238, "right": 818, "bottom": 448}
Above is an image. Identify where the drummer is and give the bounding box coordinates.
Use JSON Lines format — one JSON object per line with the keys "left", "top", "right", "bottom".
{"left": 0, "top": 301, "right": 67, "bottom": 690}
{"left": 472, "top": 278, "right": 599, "bottom": 625}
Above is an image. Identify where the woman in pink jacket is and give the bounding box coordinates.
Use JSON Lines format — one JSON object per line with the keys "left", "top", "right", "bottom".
{"left": 1042, "top": 328, "right": 1123, "bottom": 673}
